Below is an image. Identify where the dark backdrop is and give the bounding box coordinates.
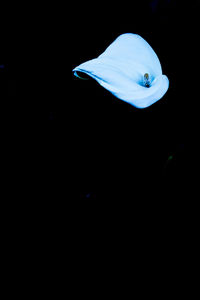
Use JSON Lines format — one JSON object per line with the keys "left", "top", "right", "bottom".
{"left": 1, "top": 0, "right": 200, "bottom": 291}
{"left": 1, "top": 0, "right": 199, "bottom": 203}
{"left": 70, "top": 0, "right": 199, "bottom": 200}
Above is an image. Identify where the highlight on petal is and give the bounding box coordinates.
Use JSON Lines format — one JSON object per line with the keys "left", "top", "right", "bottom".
{"left": 73, "top": 33, "right": 169, "bottom": 108}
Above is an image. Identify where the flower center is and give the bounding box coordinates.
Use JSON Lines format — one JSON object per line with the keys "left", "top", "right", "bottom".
{"left": 144, "top": 73, "right": 151, "bottom": 87}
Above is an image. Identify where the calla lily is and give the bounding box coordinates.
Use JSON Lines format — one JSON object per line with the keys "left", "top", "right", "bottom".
{"left": 73, "top": 33, "right": 169, "bottom": 108}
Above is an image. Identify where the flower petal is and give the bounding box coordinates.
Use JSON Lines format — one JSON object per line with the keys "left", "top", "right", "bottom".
{"left": 73, "top": 33, "right": 169, "bottom": 108}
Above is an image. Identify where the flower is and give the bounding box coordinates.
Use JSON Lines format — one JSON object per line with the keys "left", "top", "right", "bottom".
{"left": 73, "top": 33, "right": 169, "bottom": 109}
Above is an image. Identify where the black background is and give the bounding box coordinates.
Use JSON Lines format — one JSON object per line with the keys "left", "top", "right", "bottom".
{"left": 0, "top": 0, "right": 199, "bottom": 201}
{"left": 70, "top": 0, "right": 199, "bottom": 201}
{"left": 0, "top": 0, "right": 200, "bottom": 291}
{"left": 1, "top": 0, "right": 199, "bottom": 203}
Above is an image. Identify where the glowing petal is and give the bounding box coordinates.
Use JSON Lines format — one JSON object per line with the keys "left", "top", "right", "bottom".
{"left": 73, "top": 33, "right": 169, "bottom": 108}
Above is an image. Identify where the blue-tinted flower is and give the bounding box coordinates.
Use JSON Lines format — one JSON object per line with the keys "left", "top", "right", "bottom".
{"left": 73, "top": 33, "right": 169, "bottom": 108}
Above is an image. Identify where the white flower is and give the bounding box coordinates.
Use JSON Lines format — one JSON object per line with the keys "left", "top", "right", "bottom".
{"left": 73, "top": 33, "right": 169, "bottom": 109}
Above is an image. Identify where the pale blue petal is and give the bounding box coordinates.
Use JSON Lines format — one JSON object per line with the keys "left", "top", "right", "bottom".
{"left": 73, "top": 33, "right": 169, "bottom": 108}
